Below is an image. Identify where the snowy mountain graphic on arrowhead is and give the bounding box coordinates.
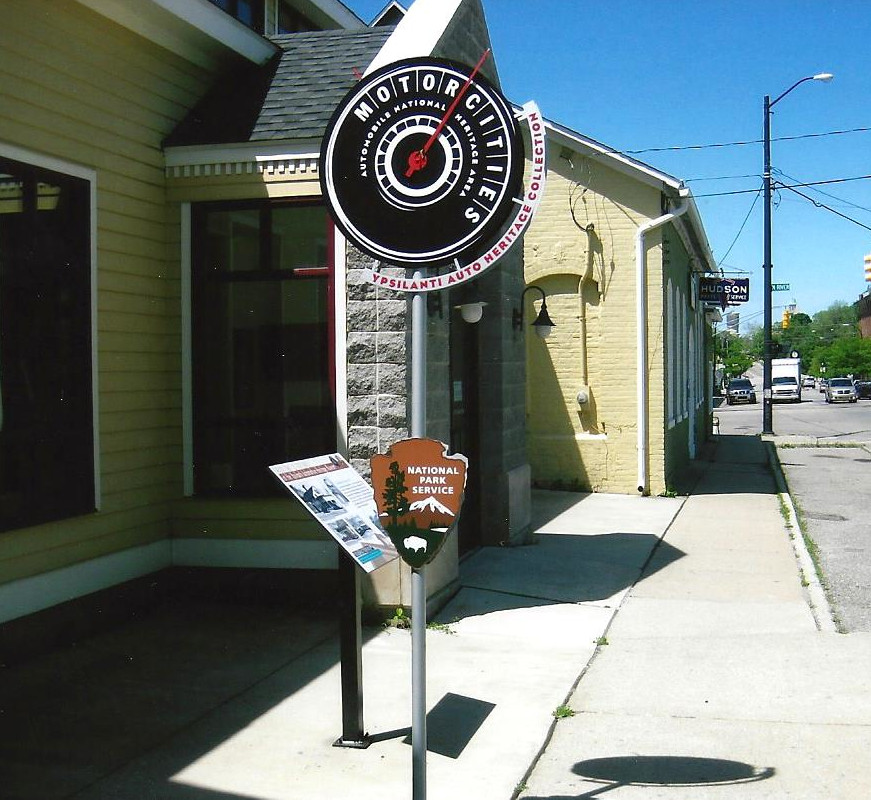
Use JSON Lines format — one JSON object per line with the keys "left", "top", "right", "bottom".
{"left": 394, "top": 495, "right": 456, "bottom": 529}
{"left": 409, "top": 496, "right": 454, "bottom": 516}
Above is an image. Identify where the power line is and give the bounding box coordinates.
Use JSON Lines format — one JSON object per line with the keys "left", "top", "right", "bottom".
{"left": 623, "top": 125, "right": 871, "bottom": 154}
{"left": 693, "top": 187, "right": 762, "bottom": 198}
{"left": 775, "top": 174, "right": 871, "bottom": 190}
{"left": 775, "top": 169, "right": 871, "bottom": 215}
{"left": 717, "top": 189, "right": 762, "bottom": 266}
{"left": 692, "top": 173, "right": 871, "bottom": 198}
{"left": 777, "top": 183, "right": 871, "bottom": 232}
{"left": 686, "top": 173, "right": 761, "bottom": 182}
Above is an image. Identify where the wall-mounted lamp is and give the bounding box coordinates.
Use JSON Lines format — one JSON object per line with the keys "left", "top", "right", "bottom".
{"left": 513, "top": 285, "right": 556, "bottom": 339}
{"left": 456, "top": 302, "right": 486, "bottom": 324}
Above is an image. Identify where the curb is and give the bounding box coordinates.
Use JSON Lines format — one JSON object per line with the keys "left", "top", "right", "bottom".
{"left": 765, "top": 442, "right": 838, "bottom": 633}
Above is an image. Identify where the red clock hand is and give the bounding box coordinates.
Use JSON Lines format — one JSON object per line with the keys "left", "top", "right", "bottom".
{"left": 404, "top": 49, "right": 491, "bottom": 179}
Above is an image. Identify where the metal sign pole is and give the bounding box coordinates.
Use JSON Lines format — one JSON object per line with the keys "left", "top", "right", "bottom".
{"left": 410, "top": 272, "right": 427, "bottom": 800}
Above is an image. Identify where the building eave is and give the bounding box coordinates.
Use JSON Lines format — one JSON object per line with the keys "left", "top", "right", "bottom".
{"left": 164, "top": 140, "right": 321, "bottom": 179}
{"left": 75, "top": 0, "right": 279, "bottom": 67}
{"left": 540, "top": 114, "right": 683, "bottom": 192}
{"left": 537, "top": 114, "right": 716, "bottom": 274}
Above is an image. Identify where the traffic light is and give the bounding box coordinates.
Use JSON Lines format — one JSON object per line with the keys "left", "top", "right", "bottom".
{"left": 864, "top": 253, "right": 871, "bottom": 283}
{"left": 781, "top": 309, "right": 791, "bottom": 329}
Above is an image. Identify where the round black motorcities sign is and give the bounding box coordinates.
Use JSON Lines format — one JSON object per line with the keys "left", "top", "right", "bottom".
{"left": 320, "top": 57, "right": 525, "bottom": 268}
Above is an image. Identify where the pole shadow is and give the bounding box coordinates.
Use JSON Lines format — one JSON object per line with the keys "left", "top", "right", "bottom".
{"left": 520, "top": 754, "right": 775, "bottom": 798}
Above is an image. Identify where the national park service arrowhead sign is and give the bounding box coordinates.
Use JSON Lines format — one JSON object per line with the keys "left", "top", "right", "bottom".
{"left": 370, "top": 439, "right": 468, "bottom": 568}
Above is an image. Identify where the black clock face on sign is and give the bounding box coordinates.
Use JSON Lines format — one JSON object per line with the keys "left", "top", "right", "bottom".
{"left": 321, "top": 58, "right": 524, "bottom": 267}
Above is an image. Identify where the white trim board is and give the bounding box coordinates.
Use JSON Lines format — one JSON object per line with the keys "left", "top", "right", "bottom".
{"left": 1, "top": 539, "right": 339, "bottom": 625}
{"left": 0, "top": 541, "right": 172, "bottom": 625}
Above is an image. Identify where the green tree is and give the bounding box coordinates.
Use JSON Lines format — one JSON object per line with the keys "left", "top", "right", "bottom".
{"left": 741, "top": 302, "right": 860, "bottom": 377}
{"left": 790, "top": 312, "right": 812, "bottom": 326}
{"left": 812, "top": 301, "right": 857, "bottom": 332}
{"left": 779, "top": 312, "right": 815, "bottom": 371}
{"left": 382, "top": 461, "right": 410, "bottom": 526}
{"left": 746, "top": 325, "right": 766, "bottom": 361}
{"left": 719, "top": 334, "right": 754, "bottom": 378}
{"left": 805, "top": 302, "right": 860, "bottom": 374}
{"left": 812, "top": 338, "right": 871, "bottom": 379}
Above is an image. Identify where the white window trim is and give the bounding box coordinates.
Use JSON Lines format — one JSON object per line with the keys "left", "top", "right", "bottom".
{"left": 181, "top": 202, "right": 194, "bottom": 496}
{"left": 0, "top": 142, "right": 101, "bottom": 509}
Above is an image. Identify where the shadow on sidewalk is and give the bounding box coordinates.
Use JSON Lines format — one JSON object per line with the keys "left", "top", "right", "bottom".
{"left": 438, "top": 532, "right": 686, "bottom": 624}
{"left": 521, "top": 754, "right": 775, "bottom": 798}
{"left": 0, "top": 601, "right": 344, "bottom": 800}
{"left": 672, "top": 434, "right": 777, "bottom": 497}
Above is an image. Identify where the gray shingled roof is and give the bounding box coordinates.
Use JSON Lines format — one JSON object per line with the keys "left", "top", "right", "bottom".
{"left": 164, "top": 27, "right": 394, "bottom": 147}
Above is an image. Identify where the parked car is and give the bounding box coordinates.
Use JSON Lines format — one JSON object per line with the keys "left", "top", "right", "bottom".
{"left": 802, "top": 376, "right": 815, "bottom": 389}
{"left": 824, "top": 377, "right": 857, "bottom": 403}
{"left": 725, "top": 377, "right": 757, "bottom": 405}
{"left": 818, "top": 378, "right": 828, "bottom": 393}
{"left": 855, "top": 381, "right": 871, "bottom": 400}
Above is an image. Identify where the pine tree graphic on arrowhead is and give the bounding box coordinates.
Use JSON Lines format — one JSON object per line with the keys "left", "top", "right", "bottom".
{"left": 382, "top": 461, "right": 410, "bottom": 527}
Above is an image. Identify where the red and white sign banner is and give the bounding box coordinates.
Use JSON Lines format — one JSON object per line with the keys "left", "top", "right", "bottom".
{"left": 360, "top": 101, "right": 546, "bottom": 293}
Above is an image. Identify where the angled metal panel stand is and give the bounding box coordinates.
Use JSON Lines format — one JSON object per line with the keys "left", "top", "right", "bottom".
{"left": 334, "top": 549, "right": 369, "bottom": 748}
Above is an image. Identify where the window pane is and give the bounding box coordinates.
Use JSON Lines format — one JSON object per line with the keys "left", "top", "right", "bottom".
{"left": 206, "top": 0, "right": 265, "bottom": 32}
{"left": 271, "top": 204, "right": 328, "bottom": 270}
{"left": 205, "top": 208, "right": 261, "bottom": 273}
{"left": 0, "top": 158, "right": 94, "bottom": 532}
{"left": 192, "top": 203, "right": 334, "bottom": 497}
{"left": 277, "top": 1, "right": 318, "bottom": 33}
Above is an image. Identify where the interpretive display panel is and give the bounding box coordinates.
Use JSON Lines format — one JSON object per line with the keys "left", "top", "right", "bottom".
{"left": 269, "top": 454, "right": 399, "bottom": 573}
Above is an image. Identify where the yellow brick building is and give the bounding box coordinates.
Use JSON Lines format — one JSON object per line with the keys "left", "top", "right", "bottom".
{"left": 522, "top": 119, "right": 716, "bottom": 495}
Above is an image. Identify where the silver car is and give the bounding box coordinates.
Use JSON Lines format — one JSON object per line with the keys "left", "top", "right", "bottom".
{"left": 824, "top": 377, "right": 857, "bottom": 404}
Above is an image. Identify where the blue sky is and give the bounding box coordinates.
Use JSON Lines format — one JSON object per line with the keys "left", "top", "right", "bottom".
{"left": 347, "top": 1, "right": 871, "bottom": 332}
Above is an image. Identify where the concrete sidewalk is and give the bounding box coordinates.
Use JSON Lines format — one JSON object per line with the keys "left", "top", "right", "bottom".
{"left": 519, "top": 435, "right": 871, "bottom": 799}
{"left": 1, "top": 484, "right": 683, "bottom": 799}
{"left": 3, "top": 435, "right": 868, "bottom": 799}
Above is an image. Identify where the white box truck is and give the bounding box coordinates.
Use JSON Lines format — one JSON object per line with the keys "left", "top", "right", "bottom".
{"left": 771, "top": 356, "right": 802, "bottom": 402}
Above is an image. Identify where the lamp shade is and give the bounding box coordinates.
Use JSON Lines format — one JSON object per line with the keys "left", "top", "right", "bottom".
{"left": 531, "top": 300, "right": 555, "bottom": 338}
{"left": 459, "top": 302, "right": 485, "bottom": 324}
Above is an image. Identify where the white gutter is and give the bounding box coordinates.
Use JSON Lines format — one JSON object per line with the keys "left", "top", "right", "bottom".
{"left": 636, "top": 190, "right": 689, "bottom": 494}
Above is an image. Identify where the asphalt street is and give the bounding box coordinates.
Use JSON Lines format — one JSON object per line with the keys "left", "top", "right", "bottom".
{"left": 715, "top": 387, "right": 871, "bottom": 632}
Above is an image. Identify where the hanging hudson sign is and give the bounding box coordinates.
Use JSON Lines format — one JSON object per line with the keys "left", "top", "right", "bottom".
{"left": 700, "top": 277, "right": 749, "bottom": 306}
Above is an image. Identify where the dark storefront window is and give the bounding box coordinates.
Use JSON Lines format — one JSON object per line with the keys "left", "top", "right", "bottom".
{"left": 191, "top": 201, "right": 335, "bottom": 496}
{"left": 277, "top": 2, "right": 319, "bottom": 33}
{"left": 0, "top": 156, "right": 94, "bottom": 532}
{"left": 207, "top": 0, "right": 265, "bottom": 31}
{"left": 206, "top": 0, "right": 319, "bottom": 33}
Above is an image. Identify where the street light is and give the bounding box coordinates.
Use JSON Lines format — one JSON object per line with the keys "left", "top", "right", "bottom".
{"left": 762, "top": 72, "right": 833, "bottom": 435}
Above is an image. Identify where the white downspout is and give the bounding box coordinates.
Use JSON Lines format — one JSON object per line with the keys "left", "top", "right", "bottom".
{"left": 635, "top": 191, "right": 689, "bottom": 494}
